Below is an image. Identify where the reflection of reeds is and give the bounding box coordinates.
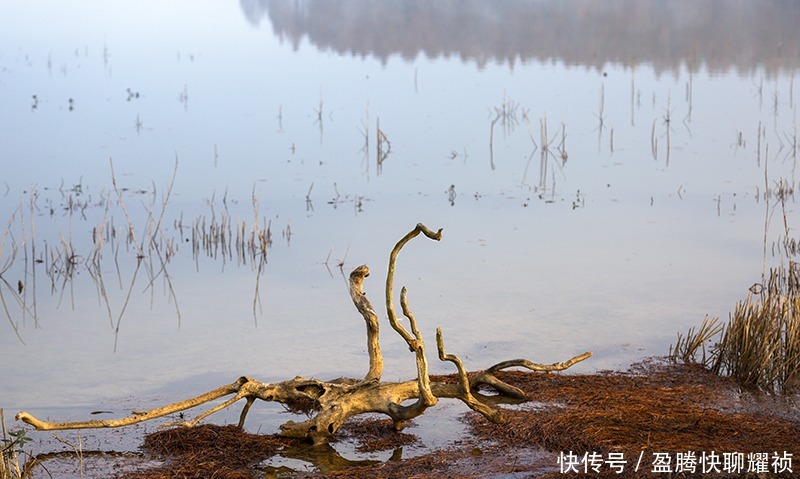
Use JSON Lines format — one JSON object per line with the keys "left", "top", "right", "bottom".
{"left": 315, "top": 87, "right": 324, "bottom": 145}
{"left": 376, "top": 117, "right": 391, "bottom": 174}
{"left": 22, "top": 188, "right": 38, "bottom": 328}
{"left": 250, "top": 187, "right": 271, "bottom": 263}
{"left": 757, "top": 121, "right": 763, "bottom": 165}
{"left": 489, "top": 94, "right": 523, "bottom": 171}
{"left": 610, "top": 127, "right": 614, "bottom": 153}
{"left": 190, "top": 194, "right": 273, "bottom": 268}
{"left": 664, "top": 95, "right": 672, "bottom": 166}
{"left": 358, "top": 103, "right": 371, "bottom": 176}
{"left": 249, "top": 187, "right": 272, "bottom": 326}
{"left": 685, "top": 72, "right": 693, "bottom": 123}
{"left": 489, "top": 117, "right": 497, "bottom": 170}
{"left": 0, "top": 207, "right": 28, "bottom": 345}
{"left": 650, "top": 118, "right": 658, "bottom": 160}
{"left": 597, "top": 82, "right": 605, "bottom": 129}
{"left": 493, "top": 93, "right": 520, "bottom": 132}
{"left": 520, "top": 114, "right": 568, "bottom": 199}
{"left": 110, "top": 159, "right": 143, "bottom": 258}
{"left": 1, "top": 159, "right": 285, "bottom": 345}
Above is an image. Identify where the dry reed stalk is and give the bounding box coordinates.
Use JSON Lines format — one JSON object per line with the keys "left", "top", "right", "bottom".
{"left": 489, "top": 117, "right": 497, "bottom": 170}
{"left": 523, "top": 115, "right": 538, "bottom": 150}
{"left": 650, "top": 118, "right": 658, "bottom": 160}
{"left": 673, "top": 263, "right": 800, "bottom": 393}
{"left": 597, "top": 83, "right": 605, "bottom": 128}
{"left": 1, "top": 409, "right": 21, "bottom": 479}
{"left": 540, "top": 114, "right": 549, "bottom": 152}
{"left": 669, "top": 315, "right": 723, "bottom": 364}
{"left": 685, "top": 72, "right": 693, "bottom": 123}
{"left": 112, "top": 261, "right": 143, "bottom": 353}
{"left": 50, "top": 433, "right": 84, "bottom": 477}
{"left": 664, "top": 96, "right": 672, "bottom": 166}
{"left": 109, "top": 158, "right": 143, "bottom": 259}
{"left": 146, "top": 156, "right": 178, "bottom": 253}
{"left": 757, "top": 120, "right": 763, "bottom": 165}
{"left": 0, "top": 208, "right": 26, "bottom": 340}
{"left": 376, "top": 117, "right": 391, "bottom": 173}
{"left": 610, "top": 127, "right": 614, "bottom": 152}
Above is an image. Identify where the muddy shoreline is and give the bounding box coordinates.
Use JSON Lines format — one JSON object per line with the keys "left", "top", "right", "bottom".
{"left": 15, "top": 360, "right": 799, "bottom": 479}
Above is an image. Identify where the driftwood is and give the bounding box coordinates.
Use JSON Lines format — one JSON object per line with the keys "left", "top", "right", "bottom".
{"left": 16, "top": 223, "right": 591, "bottom": 446}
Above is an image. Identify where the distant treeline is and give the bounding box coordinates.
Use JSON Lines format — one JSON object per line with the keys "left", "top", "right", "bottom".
{"left": 240, "top": 0, "right": 800, "bottom": 74}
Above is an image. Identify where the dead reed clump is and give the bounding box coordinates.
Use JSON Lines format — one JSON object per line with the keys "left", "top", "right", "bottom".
{"left": 126, "top": 424, "right": 302, "bottom": 479}
{"left": 465, "top": 364, "right": 800, "bottom": 478}
{"left": 672, "top": 263, "right": 800, "bottom": 393}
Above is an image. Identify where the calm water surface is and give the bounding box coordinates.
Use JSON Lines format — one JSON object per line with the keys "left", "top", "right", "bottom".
{"left": 1, "top": 0, "right": 800, "bottom": 462}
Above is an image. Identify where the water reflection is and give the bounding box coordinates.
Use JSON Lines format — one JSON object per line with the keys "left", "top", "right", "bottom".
{"left": 247, "top": 0, "right": 800, "bottom": 73}
{"left": 1, "top": 3, "right": 799, "bottom": 467}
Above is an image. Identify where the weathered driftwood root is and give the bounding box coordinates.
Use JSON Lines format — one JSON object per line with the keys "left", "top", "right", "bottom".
{"left": 16, "top": 223, "right": 591, "bottom": 446}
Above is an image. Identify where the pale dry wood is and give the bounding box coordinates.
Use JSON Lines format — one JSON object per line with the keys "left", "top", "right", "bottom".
{"left": 437, "top": 327, "right": 506, "bottom": 424}
{"left": 486, "top": 353, "right": 593, "bottom": 373}
{"left": 16, "top": 377, "right": 250, "bottom": 431}
{"left": 348, "top": 264, "right": 383, "bottom": 383}
{"left": 16, "top": 223, "right": 592, "bottom": 446}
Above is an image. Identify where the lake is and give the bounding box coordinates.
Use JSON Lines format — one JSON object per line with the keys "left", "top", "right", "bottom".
{"left": 1, "top": 0, "right": 799, "bottom": 471}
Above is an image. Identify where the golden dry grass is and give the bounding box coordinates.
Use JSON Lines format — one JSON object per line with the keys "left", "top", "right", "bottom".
{"left": 673, "top": 264, "right": 800, "bottom": 393}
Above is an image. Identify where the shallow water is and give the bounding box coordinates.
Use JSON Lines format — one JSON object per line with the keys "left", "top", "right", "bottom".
{"left": 1, "top": 0, "right": 799, "bottom": 465}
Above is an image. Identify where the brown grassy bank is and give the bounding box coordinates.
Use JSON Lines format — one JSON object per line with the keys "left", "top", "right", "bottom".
{"left": 109, "top": 361, "right": 800, "bottom": 479}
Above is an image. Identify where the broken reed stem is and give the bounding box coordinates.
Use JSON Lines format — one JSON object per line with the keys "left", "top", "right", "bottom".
{"left": 670, "top": 316, "right": 723, "bottom": 364}
{"left": 540, "top": 113, "right": 549, "bottom": 151}
{"left": 610, "top": 127, "right": 615, "bottom": 152}
{"left": 253, "top": 259, "right": 264, "bottom": 327}
{"left": 489, "top": 118, "right": 497, "bottom": 170}
{"left": 109, "top": 158, "right": 143, "bottom": 259}
{"left": 112, "top": 260, "right": 142, "bottom": 353}
{"left": 757, "top": 121, "right": 763, "bottom": 166}
{"left": 523, "top": 115, "right": 538, "bottom": 150}
{"left": 147, "top": 155, "right": 178, "bottom": 251}
{"left": 50, "top": 433, "right": 84, "bottom": 475}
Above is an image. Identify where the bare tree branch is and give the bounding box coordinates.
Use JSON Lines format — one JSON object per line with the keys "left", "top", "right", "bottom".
{"left": 349, "top": 264, "right": 383, "bottom": 383}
